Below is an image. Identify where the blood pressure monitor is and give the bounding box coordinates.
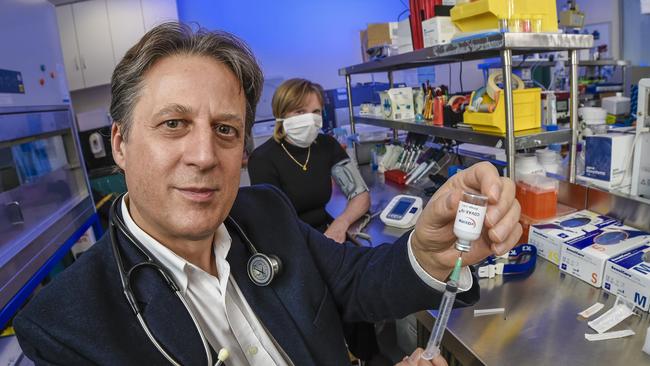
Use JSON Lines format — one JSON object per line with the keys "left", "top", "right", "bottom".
{"left": 380, "top": 194, "right": 423, "bottom": 229}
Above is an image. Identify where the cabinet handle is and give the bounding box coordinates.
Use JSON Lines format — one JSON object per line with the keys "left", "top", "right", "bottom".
{"left": 80, "top": 56, "right": 87, "bottom": 70}
{"left": 74, "top": 57, "right": 79, "bottom": 71}
{"left": 6, "top": 201, "right": 24, "bottom": 225}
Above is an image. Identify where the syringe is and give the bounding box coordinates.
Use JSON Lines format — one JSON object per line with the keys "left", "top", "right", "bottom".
{"left": 421, "top": 256, "right": 463, "bottom": 360}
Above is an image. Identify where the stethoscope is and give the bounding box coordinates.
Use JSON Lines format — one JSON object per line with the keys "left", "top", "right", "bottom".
{"left": 108, "top": 194, "right": 283, "bottom": 365}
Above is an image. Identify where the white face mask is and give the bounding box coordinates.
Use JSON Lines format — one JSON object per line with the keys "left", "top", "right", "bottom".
{"left": 281, "top": 113, "right": 322, "bottom": 148}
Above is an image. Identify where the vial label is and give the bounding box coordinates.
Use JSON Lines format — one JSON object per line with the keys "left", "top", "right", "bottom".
{"left": 454, "top": 201, "right": 487, "bottom": 234}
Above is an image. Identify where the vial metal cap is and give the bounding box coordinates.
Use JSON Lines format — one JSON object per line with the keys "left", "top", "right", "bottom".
{"left": 455, "top": 239, "right": 472, "bottom": 252}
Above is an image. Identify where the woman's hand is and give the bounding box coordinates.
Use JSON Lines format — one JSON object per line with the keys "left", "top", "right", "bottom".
{"left": 324, "top": 218, "right": 349, "bottom": 243}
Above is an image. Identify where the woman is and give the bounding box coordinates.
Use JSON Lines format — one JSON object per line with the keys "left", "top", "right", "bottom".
{"left": 249, "top": 78, "right": 377, "bottom": 361}
{"left": 248, "top": 78, "right": 370, "bottom": 243}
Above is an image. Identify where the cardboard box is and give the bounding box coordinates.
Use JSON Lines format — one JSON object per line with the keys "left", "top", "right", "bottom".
{"left": 585, "top": 133, "right": 635, "bottom": 186}
{"left": 396, "top": 18, "right": 413, "bottom": 54}
{"left": 560, "top": 223, "right": 650, "bottom": 288}
{"left": 422, "top": 16, "right": 457, "bottom": 47}
{"left": 528, "top": 210, "right": 618, "bottom": 265}
{"left": 360, "top": 30, "right": 369, "bottom": 62}
{"left": 379, "top": 88, "right": 415, "bottom": 121}
{"left": 604, "top": 244, "right": 650, "bottom": 311}
{"left": 366, "top": 22, "right": 399, "bottom": 48}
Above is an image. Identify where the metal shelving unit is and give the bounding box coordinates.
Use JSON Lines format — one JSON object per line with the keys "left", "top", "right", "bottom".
{"left": 354, "top": 116, "right": 573, "bottom": 150}
{"left": 340, "top": 32, "right": 593, "bottom": 181}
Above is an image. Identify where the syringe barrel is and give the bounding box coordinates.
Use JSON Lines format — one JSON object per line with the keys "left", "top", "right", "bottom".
{"left": 422, "top": 283, "right": 458, "bottom": 360}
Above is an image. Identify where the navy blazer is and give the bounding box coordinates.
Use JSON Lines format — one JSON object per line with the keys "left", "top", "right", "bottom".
{"left": 15, "top": 185, "right": 480, "bottom": 365}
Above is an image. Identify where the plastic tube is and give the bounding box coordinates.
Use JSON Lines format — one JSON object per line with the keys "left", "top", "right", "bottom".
{"left": 422, "top": 257, "right": 462, "bottom": 360}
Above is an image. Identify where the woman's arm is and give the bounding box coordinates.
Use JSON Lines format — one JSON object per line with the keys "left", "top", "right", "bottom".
{"left": 324, "top": 191, "right": 370, "bottom": 243}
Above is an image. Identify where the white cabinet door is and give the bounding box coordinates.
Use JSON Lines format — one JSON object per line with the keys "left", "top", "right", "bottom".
{"left": 72, "top": 0, "right": 115, "bottom": 88}
{"left": 106, "top": 0, "right": 145, "bottom": 64}
{"left": 55, "top": 5, "right": 85, "bottom": 91}
{"left": 141, "top": 0, "right": 178, "bottom": 31}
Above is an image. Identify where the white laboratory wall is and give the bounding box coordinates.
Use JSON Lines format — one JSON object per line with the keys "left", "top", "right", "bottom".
{"left": 176, "top": 0, "right": 407, "bottom": 90}
{"left": 622, "top": 0, "right": 650, "bottom": 66}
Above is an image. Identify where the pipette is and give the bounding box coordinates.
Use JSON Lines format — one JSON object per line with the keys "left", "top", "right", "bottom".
{"left": 422, "top": 256, "right": 463, "bottom": 360}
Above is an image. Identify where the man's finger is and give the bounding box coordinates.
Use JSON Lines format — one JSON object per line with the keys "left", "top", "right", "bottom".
{"left": 458, "top": 162, "right": 502, "bottom": 203}
{"left": 491, "top": 222, "right": 523, "bottom": 256}
{"left": 487, "top": 194, "right": 521, "bottom": 243}
{"left": 425, "top": 189, "right": 463, "bottom": 228}
{"left": 416, "top": 189, "right": 460, "bottom": 231}
{"left": 485, "top": 177, "right": 516, "bottom": 228}
{"left": 427, "top": 354, "right": 449, "bottom": 366}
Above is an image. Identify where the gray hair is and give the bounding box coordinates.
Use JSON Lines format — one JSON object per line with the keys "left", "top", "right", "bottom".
{"left": 110, "top": 22, "right": 263, "bottom": 141}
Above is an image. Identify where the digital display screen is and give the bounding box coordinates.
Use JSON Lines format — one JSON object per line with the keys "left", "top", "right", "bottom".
{"left": 556, "top": 100, "right": 568, "bottom": 111}
{"left": 390, "top": 200, "right": 412, "bottom": 217}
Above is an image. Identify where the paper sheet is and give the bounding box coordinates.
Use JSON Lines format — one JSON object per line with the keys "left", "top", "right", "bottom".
{"left": 585, "top": 329, "right": 635, "bottom": 341}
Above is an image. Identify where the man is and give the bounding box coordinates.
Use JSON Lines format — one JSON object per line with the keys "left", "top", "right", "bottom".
{"left": 14, "top": 22, "right": 521, "bottom": 365}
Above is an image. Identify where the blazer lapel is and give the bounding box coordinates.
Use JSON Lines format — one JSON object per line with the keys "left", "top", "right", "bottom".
{"left": 227, "top": 228, "right": 315, "bottom": 364}
{"left": 116, "top": 227, "right": 215, "bottom": 365}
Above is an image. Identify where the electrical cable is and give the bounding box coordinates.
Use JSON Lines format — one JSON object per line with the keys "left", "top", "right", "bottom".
{"left": 515, "top": 54, "right": 528, "bottom": 68}
{"left": 397, "top": 0, "right": 409, "bottom": 21}
{"left": 397, "top": 9, "right": 409, "bottom": 21}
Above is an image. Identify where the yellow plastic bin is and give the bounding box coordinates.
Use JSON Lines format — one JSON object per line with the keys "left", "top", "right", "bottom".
{"left": 450, "top": 0, "right": 558, "bottom": 33}
{"left": 464, "top": 88, "right": 541, "bottom": 134}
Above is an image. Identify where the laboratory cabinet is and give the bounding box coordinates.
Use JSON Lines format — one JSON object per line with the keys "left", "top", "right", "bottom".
{"left": 0, "top": 105, "right": 95, "bottom": 320}
{"left": 55, "top": 0, "right": 178, "bottom": 91}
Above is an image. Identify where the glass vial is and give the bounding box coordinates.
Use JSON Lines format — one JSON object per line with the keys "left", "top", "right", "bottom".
{"left": 453, "top": 192, "right": 489, "bottom": 252}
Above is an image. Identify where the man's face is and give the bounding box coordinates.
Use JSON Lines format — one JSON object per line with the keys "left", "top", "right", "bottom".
{"left": 112, "top": 55, "right": 246, "bottom": 243}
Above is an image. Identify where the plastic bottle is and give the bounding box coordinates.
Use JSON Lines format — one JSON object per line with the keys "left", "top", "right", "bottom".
{"left": 515, "top": 153, "right": 545, "bottom": 180}
{"left": 536, "top": 149, "right": 560, "bottom": 175}
{"left": 453, "top": 192, "right": 488, "bottom": 252}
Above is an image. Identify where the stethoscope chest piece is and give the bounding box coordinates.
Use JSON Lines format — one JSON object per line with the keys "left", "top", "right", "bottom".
{"left": 247, "top": 253, "right": 282, "bottom": 287}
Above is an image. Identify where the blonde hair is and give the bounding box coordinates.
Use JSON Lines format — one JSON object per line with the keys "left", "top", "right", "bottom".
{"left": 272, "top": 78, "right": 324, "bottom": 143}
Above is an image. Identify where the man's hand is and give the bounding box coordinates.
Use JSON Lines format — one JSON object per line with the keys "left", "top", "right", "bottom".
{"left": 412, "top": 162, "right": 522, "bottom": 281}
{"left": 324, "top": 218, "right": 349, "bottom": 243}
{"left": 396, "top": 348, "right": 448, "bottom": 366}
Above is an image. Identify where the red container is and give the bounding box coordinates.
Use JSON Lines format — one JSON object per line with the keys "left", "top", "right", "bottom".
{"left": 384, "top": 169, "right": 407, "bottom": 185}
{"left": 433, "top": 96, "right": 445, "bottom": 125}
{"left": 516, "top": 174, "right": 559, "bottom": 220}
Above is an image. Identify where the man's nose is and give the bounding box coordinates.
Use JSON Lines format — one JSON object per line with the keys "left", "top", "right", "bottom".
{"left": 182, "top": 125, "right": 219, "bottom": 170}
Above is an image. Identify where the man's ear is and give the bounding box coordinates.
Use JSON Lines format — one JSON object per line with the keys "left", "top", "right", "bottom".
{"left": 111, "top": 123, "right": 126, "bottom": 170}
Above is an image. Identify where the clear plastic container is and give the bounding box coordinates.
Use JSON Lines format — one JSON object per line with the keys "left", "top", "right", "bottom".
{"left": 515, "top": 153, "right": 545, "bottom": 180}
{"left": 536, "top": 149, "right": 560, "bottom": 175}
{"left": 516, "top": 174, "right": 559, "bottom": 220}
{"left": 508, "top": 18, "right": 522, "bottom": 32}
{"left": 520, "top": 15, "right": 532, "bottom": 33}
{"left": 532, "top": 15, "right": 543, "bottom": 33}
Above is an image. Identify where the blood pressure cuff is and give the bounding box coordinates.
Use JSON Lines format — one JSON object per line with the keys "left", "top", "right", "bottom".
{"left": 331, "top": 158, "right": 368, "bottom": 200}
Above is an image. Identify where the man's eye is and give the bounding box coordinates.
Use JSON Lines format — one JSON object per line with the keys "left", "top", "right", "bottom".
{"left": 164, "top": 120, "right": 183, "bottom": 128}
{"left": 216, "top": 124, "right": 237, "bottom": 136}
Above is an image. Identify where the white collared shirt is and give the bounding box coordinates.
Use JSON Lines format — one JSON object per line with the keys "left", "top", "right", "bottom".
{"left": 121, "top": 198, "right": 290, "bottom": 365}
{"left": 120, "top": 197, "right": 472, "bottom": 365}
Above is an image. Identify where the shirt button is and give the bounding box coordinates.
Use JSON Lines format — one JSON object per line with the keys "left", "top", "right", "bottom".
{"left": 248, "top": 346, "right": 258, "bottom": 355}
